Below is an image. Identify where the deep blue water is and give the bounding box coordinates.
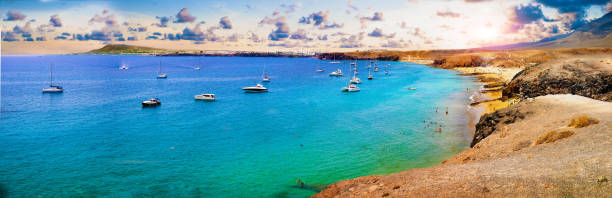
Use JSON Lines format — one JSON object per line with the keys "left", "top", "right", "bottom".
{"left": 0, "top": 55, "right": 478, "bottom": 197}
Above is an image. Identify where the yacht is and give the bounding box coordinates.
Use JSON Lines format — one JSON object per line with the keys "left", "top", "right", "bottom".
{"left": 329, "top": 69, "right": 343, "bottom": 76}
{"left": 157, "top": 61, "right": 167, "bottom": 78}
{"left": 42, "top": 63, "right": 64, "bottom": 93}
{"left": 194, "top": 93, "right": 216, "bottom": 101}
{"left": 341, "top": 84, "right": 360, "bottom": 92}
{"left": 142, "top": 98, "right": 161, "bottom": 107}
{"left": 242, "top": 84, "right": 268, "bottom": 93}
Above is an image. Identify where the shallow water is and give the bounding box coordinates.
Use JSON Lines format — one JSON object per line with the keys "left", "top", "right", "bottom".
{"left": 0, "top": 55, "right": 478, "bottom": 197}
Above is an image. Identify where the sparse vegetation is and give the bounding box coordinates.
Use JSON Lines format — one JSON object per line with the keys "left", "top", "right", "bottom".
{"left": 88, "top": 44, "right": 167, "bottom": 54}
{"left": 535, "top": 129, "right": 575, "bottom": 145}
{"left": 568, "top": 115, "right": 600, "bottom": 128}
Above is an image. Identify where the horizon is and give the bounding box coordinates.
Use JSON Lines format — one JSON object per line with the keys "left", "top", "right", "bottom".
{"left": 1, "top": 0, "right": 611, "bottom": 54}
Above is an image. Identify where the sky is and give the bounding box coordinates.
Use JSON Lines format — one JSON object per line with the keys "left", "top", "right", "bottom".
{"left": 1, "top": 0, "right": 611, "bottom": 53}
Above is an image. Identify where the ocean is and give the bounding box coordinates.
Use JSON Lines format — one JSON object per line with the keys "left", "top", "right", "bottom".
{"left": 0, "top": 55, "right": 478, "bottom": 197}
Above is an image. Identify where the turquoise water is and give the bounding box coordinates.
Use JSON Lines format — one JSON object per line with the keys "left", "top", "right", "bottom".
{"left": 0, "top": 55, "right": 477, "bottom": 197}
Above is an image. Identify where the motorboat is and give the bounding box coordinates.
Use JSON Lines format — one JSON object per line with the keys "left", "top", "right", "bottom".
{"left": 195, "top": 66, "right": 200, "bottom": 70}
{"left": 368, "top": 75, "right": 374, "bottom": 80}
{"left": 316, "top": 68, "right": 324, "bottom": 72}
{"left": 350, "top": 77, "right": 361, "bottom": 84}
{"left": 194, "top": 93, "right": 216, "bottom": 101}
{"left": 142, "top": 98, "right": 161, "bottom": 107}
{"left": 242, "top": 84, "right": 268, "bottom": 93}
{"left": 120, "top": 65, "right": 129, "bottom": 70}
{"left": 341, "top": 84, "right": 360, "bottom": 92}
{"left": 329, "top": 69, "right": 343, "bottom": 76}
{"left": 42, "top": 63, "right": 63, "bottom": 93}
{"left": 374, "top": 67, "right": 380, "bottom": 72}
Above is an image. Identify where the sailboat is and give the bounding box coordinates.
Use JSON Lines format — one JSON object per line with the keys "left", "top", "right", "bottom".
{"left": 330, "top": 54, "right": 340, "bottom": 64}
{"left": 368, "top": 68, "right": 374, "bottom": 80}
{"left": 157, "top": 61, "right": 167, "bottom": 78}
{"left": 385, "top": 64, "right": 389, "bottom": 75}
{"left": 42, "top": 63, "right": 63, "bottom": 93}
{"left": 350, "top": 70, "right": 361, "bottom": 84}
{"left": 262, "top": 63, "right": 270, "bottom": 82}
{"left": 329, "top": 69, "right": 343, "bottom": 76}
{"left": 316, "top": 61, "right": 324, "bottom": 72}
{"left": 195, "top": 58, "right": 201, "bottom": 70}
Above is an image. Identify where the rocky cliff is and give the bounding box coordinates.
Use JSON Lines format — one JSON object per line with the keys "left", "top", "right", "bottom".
{"left": 503, "top": 56, "right": 612, "bottom": 102}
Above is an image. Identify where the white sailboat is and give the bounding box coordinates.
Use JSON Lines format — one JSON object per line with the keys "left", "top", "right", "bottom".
{"left": 367, "top": 68, "right": 374, "bottom": 80}
{"left": 262, "top": 63, "right": 270, "bottom": 82}
{"left": 316, "top": 61, "right": 324, "bottom": 72}
{"left": 195, "top": 58, "right": 201, "bottom": 70}
{"left": 330, "top": 54, "right": 340, "bottom": 64}
{"left": 42, "top": 63, "right": 63, "bottom": 93}
{"left": 157, "top": 61, "right": 167, "bottom": 78}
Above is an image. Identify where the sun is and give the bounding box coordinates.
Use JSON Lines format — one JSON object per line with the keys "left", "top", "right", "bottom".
{"left": 477, "top": 27, "right": 500, "bottom": 40}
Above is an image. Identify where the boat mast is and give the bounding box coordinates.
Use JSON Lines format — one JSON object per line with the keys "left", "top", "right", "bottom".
{"left": 49, "top": 63, "right": 53, "bottom": 86}
{"left": 158, "top": 61, "right": 162, "bottom": 74}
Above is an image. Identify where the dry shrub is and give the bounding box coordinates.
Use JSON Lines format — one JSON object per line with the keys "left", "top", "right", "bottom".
{"left": 535, "top": 130, "right": 575, "bottom": 145}
{"left": 568, "top": 115, "right": 600, "bottom": 128}
{"left": 513, "top": 140, "right": 532, "bottom": 151}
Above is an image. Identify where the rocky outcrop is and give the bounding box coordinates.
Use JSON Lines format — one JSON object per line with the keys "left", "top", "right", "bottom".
{"left": 471, "top": 108, "right": 527, "bottom": 147}
{"left": 503, "top": 56, "right": 612, "bottom": 102}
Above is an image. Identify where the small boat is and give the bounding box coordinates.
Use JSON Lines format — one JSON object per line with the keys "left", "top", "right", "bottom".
{"left": 316, "top": 68, "right": 324, "bottom": 72}
{"left": 341, "top": 84, "right": 360, "bottom": 92}
{"left": 316, "top": 62, "right": 324, "bottom": 72}
{"left": 157, "top": 61, "right": 167, "bottom": 78}
{"left": 195, "top": 66, "right": 200, "bottom": 70}
{"left": 142, "top": 98, "right": 161, "bottom": 107}
{"left": 42, "top": 63, "right": 63, "bottom": 93}
{"left": 329, "top": 69, "right": 343, "bottom": 76}
{"left": 368, "top": 69, "right": 374, "bottom": 80}
{"left": 194, "top": 93, "right": 216, "bottom": 101}
{"left": 330, "top": 61, "right": 341, "bottom": 64}
{"left": 374, "top": 67, "right": 379, "bottom": 72}
{"left": 408, "top": 88, "right": 416, "bottom": 90}
{"left": 242, "top": 84, "right": 268, "bottom": 93}
{"left": 120, "top": 65, "right": 128, "bottom": 70}
{"left": 261, "top": 64, "right": 270, "bottom": 82}
{"left": 350, "top": 70, "right": 361, "bottom": 84}
{"left": 385, "top": 71, "right": 389, "bottom": 75}
{"left": 350, "top": 62, "right": 356, "bottom": 66}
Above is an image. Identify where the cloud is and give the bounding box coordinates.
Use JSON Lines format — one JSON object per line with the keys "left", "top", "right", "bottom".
{"left": 13, "top": 22, "right": 33, "bottom": 34}
{"left": 155, "top": 16, "right": 170, "bottom": 27}
{"left": 339, "top": 32, "right": 364, "bottom": 48}
{"left": 280, "top": 2, "right": 302, "bottom": 14}
{"left": 89, "top": 11, "right": 118, "bottom": 27}
{"left": 219, "top": 16, "right": 232, "bottom": 29}
{"left": 248, "top": 32, "right": 262, "bottom": 43}
{"left": 49, "top": 14, "right": 62, "bottom": 27}
{"left": 175, "top": 8, "right": 196, "bottom": 23}
{"left": 128, "top": 27, "right": 147, "bottom": 32}
{"left": 318, "top": 34, "right": 328, "bottom": 40}
{"left": 299, "top": 10, "right": 330, "bottom": 26}
{"left": 359, "top": 12, "right": 383, "bottom": 28}
{"left": 2, "top": 32, "right": 20, "bottom": 41}
{"left": 535, "top": 0, "right": 609, "bottom": 30}
{"left": 381, "top": 39, "right": 412, "bottom": 48}
{"left": 260, "top": 13, "right": 290, "bottom": 41}
{"left": 436, "top": 10, "right": 461, "bottom": 18}
{"left": 347, "top": 0, "right": 358, "bottom": 11}
{"left": 321, "top": 22, "right": 344, "bottom": 29}
{"left": 504, "top": 4, "right": 554, "bottom": 33}
{"left": 4, "top": 10, "right": 26, "bottom": 21}
{"left": 290, "top": 29, "right": 312, "bottom": 40}
{"left": 367, "top": 28, "right": 395, "bottom": 38}
{"left": 227, "top": 34, "right": 241, "bottom": 42}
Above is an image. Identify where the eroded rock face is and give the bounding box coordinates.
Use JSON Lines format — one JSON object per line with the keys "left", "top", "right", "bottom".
{"left": 503, "top": 57, "right": 612, "bottom": 102}
{"left": 471, "top": 108, "right": 526, "bottom": 147}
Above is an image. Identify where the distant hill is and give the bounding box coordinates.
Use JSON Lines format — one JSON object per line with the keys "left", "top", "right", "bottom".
{"left": 87, "top": 44, "right": 167, "bottom": 54}
{"left": 483, "top": 12, "right": 612, "bottom": 50}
